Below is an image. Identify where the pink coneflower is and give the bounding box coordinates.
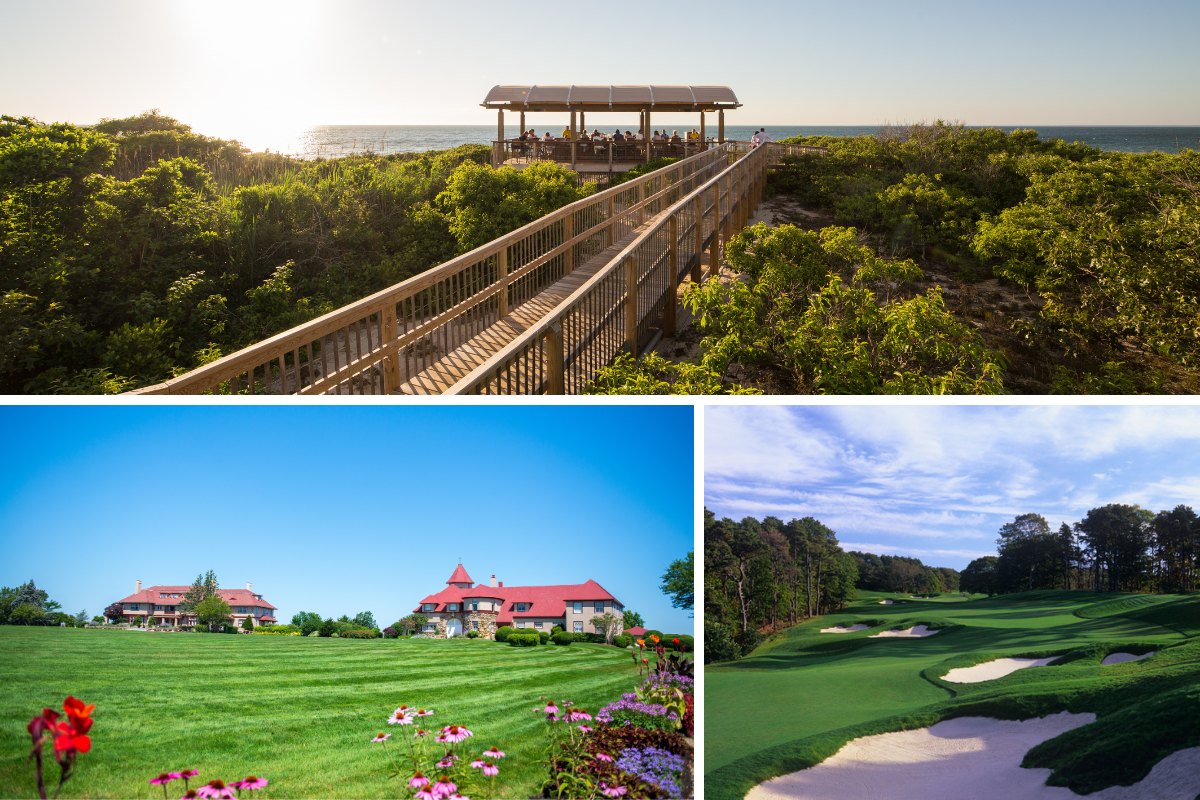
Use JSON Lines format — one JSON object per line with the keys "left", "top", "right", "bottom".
{"left": 431, "top": 775, "right": 457, "bottom": 799}
{"left": 230, "top": 776, "right": 268, "bottom": 791}
{"left": 470, "top": 759, "right": 486, "bottom": 769}
{"left": 594, "top": 752, "right": 614, "bottom": 763}
{"left": 482, "top": 747, "right": 506, "bottom": 759}
{"left": 415, "top": 728, "right": 430, "bottom": 738}
{"left": 414, "top": 790, "right": 435, "bottom": 800}
{"left": 449, "top": 795, "right": 470, "bottom": 800}
{"left": 180, "top": 792, "right": 198, "bottom": 800}
{"left": 438, "top": 724, "right": 473, "bottom": 744}
{"left": 151, "top": 773, "right": 177, "bottom": 786}
{"left": 436, "top": 755, "right": 457, "bottom": 768}
{"left": 196, "top": 780, "right": 235, "bottom": 800}
{"left": 578, "top": 725, "right": 593, "bottom": 733}
{"left": 567, "top": 709, "right": 592, "bottom": 722}
{"left": 389, "top": 709, "right": 413, "bottom": 726}
{"left": 599, "top": 782, "right": 628, "bottom": 798}
{"left": 543, "top": 702, "right": 559, "bottom": 715}
{"left": 416, "top": 708, "right": 434, "bottom": 717}
{"left": 481, "top": 761, "right": 499, "bottom": 777}
{"left": 173, "top": 770, "right": 199, "bottom": 787}
{"left": 408, "top": 772, "right": 430, "bottom": 789}
{"left": 371, "top": 732, "right": 391, "bottom": 743}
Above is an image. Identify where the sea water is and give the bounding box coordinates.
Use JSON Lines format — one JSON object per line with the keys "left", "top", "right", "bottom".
{"left": 286, "top": 125, "right": 1200, "bottom": 159}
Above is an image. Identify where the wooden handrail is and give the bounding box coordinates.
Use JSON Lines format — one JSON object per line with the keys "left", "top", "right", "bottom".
{"left": 131, "top": 144, "right": 736, "bottom": 395}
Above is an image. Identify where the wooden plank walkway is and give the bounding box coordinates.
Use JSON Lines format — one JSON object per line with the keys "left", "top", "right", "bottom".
{"left": 396, "top": 219, "right": 658, "bottom": 394}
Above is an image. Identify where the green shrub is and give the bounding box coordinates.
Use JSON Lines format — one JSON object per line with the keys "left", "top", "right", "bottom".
{"left": 551, "top": 625, "right": 564, "bottom": 635}
{"left": 318, "top": 618, "right": 337, "bottom": 637}
{"left": 538, "top": 631, "right": 551, "bottom": 644}
{"left": 613, "top": 633, "right": 634, "bottom": 648}
{"left": 241, "top": 615, "right": 254, "bottom": 632}
{"left": 341, "top": 628, "right": 378, "bottom": 639}
{"left": 668, "top": 634, "right": 694, "bottom": 651}
{"left": 552, "top": 631, "right": 574, "bottom": 646}
{"left": 495, "top": 626, "right": 517, "bottom": 642}
{"left": 508, "top": 633, "right": 539, "bottom": 647}
{"left": 704, "top": 620, "right": 740, "bottom": 663}
{"left": 466, "top": 630, "right": 480, "bottom": 638}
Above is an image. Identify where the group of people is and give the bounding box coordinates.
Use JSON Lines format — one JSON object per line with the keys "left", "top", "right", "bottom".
{"left": 517, "top": 127, "right": 706, "bottom": 143}
{"left": 749, "top": 127, "right": 773, "bottom": 147}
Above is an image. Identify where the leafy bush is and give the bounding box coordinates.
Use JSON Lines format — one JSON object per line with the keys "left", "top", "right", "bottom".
{"left": 466, "top": 630, "right": 480, "bottom": 638}
{"left": 494, "top": 625, "right": 517, "bottom": 642}
{"left": 613, "top": 633, "right": 634, "bottom": 648}
{"left": 508, "top": 633, "right": 539, "bottom": 647}
{"left": 318, "top": 618, "right": 337, "bottom": 637}
{"left": 340, "top": 628, "right": 378, "bottom": 639}
{"left": 538, "top": 631, "right": 551, "bottom": 645}
{"left": 704, "top": 620, "right": 740, "bottom": 664}
{"left": 551, "top": 631, "right": 574, "bottom": 646}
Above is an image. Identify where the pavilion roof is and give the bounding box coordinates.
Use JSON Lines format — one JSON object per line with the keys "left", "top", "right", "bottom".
{"left": 482, "top": 85, "right": 740, "bottom": 113}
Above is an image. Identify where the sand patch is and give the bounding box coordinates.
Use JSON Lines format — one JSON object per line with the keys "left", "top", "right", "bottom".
{"left": 747, "top": 712, "right": 1200, "bottom": 800}
{"left": 820, "top": 624, "right": 868, "bottom": 634}
{"left": 1101, "top": 651, "right": 1154, "bottom": 665}
{"left": 869, "top": 625, "right": 939, "bottom": 638}
{"left": 879, "top": 599, "right": 894, "bottom": 605}
{"left": 943, "top": 656, "right": 1060, "bottom": 684}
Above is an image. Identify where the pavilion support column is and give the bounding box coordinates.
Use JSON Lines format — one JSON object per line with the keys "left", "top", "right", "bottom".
{"left": 718, "top": 110, "right": 725, "bottom": 143}
{"left": 700, "top": 112, "right": 706, "bottom": 150}
{"left": 495, "top": 110, "right": 504, "bottom": 167}
{"left": 580, "top": 111, "right": 585, "bottom": 132}
{"left": 570, "top": 110, "right": 577, "bottom": 167}
{"left": 645, "top": 109, "right": 652, "bottom": 163}
{"left": 519, "top": 111, "right": 525, "bottom": 135}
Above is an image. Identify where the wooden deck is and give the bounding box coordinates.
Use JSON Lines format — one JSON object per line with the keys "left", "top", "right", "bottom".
{"left": 396, "top": 215, "right": 661, "bottom": 394}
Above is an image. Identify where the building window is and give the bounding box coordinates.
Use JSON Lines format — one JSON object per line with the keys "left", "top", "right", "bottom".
{"left": 573, "top": 621, "right": 583, "bottom": 633}
{"left": 423, "top": 603, "right": 436, "bottom": 612}
{"left": 423, "top": 623, "right": 437, "bottom": 633}
{"left": 595, "top": 601, "right": 605, "bottom": 613}
{"left": 535, "top": 621, "right": 544, "bottom": 628}
{"left": 516, "top": 621, "right": 526, "bottom": 628}
{"left": 573, "top": 601, "right": 582, "bottom": 614}
{"left": 471, "top": 621, "right": 479, "bottom": 631}
{"left": 471, "top": 602, "right": 478, "bottom": 611}
{"left": 516, "top": 602, "right": 528, "bottom": 612}
{"left": 448, "top": 603, "right": 459, "bottom": 611}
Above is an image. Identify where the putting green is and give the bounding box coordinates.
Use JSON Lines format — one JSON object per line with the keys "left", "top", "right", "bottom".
{"left": 705, "top": 590, "right": 1200, "bottom": 800}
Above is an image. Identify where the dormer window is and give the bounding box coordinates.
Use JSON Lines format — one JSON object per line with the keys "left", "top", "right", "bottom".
{"left": 515, "top": 602, "right": 528, "bottom": 612}
{"left": 423, "top": 603, "right": 436, "bottom": 612}
{"left": 448, "top": 603, "right": 459, "bottom": 611}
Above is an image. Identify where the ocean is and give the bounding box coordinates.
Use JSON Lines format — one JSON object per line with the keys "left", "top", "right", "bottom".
{"left": 286, "top": 125, "right": 1200, "bottom": 159}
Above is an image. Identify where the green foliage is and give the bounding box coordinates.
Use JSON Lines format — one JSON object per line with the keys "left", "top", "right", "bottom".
{"left": 551, "top": 631, "right": 574, "bottom": 646}
{"left": 339, "top": 628, "right": 379, "bottom": 639}
{"left": 686, "top": 223, "right": 1003, "bottom": 394}
{"left": 291, "top": 611, "right": 322, "bottom": 636}
{"left": 538, "top": 630, "right": 551, "bottom": 645}
{"left": 495, "top": 625, "right": 517, "bottom": 643}
{"left": 587, "top": 352, "right": 760, "bottom": 395}
{"left": 466, "top": 630, "right": 480, "bottom": 639}
{"left": 351, "top": 610, "right": 377, "bottom": 630}
{"left": 194, "top": 595, "right": 232, "bottom": 632}
{"left": 660, "top": 552, "right": 695, "bottom": 613}
{"left": 318, "top": 617, "right": 337, "bottom": 637}
{"left": 0, "top": 580, "right": 59, "bottom": 625}
{"left": 622, "top": 610, "right": 644, "bottom": 629}
{"left": 508, "top": 632, "right": 540, "bottom": 647}
{"left": 241, "top": 614, "right": 254, "bottom": 631}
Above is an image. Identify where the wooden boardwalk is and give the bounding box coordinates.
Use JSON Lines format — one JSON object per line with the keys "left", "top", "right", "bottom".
{"left": 396, "top": 217, "right": 659, "bottom": 394}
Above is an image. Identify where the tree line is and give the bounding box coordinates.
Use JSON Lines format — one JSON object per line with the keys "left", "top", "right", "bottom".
{"left": 961, "top": 505, "right": 1200, "bottom": 596}
{"left": 0, "top": 580, "right": 90, "bottom": 627}
{"left": 1, "top": 111, "right": 595, "bottom": 393}
{"left": 850, "top": 552, "right": 960, "bottom": 595}
{"left": 705, "top": 510, "right": 858, "bottom": 663}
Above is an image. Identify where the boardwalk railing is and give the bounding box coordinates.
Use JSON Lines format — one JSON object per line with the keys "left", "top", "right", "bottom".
{"left": 133, "top": 145, "right": 740, "bottom": 395}
{"left": 447, "top": 142, "right": 784, "bottom": 394}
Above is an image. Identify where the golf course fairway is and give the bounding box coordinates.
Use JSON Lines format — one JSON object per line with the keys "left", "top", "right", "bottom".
{"left": 705, "top": 590, "right": 1200, "bottom": 800}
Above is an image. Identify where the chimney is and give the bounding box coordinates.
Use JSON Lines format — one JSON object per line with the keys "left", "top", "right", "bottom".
{"left": 136, "top": 579, "right": 142, "bottom": 593}
{"left": 246, "top": 582, "right": 252, "bottom": 592}
{"left": 499, "top": 581, "right": 503, "bottom": 588}
{"left": 490, "top": 574, "right": 497, "bottom": 588}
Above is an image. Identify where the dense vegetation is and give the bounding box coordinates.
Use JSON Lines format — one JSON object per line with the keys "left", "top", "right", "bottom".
{"left": 606, "top": 123, "right": 1199, "bottom": 394}
{"left": 704, "top": 510, "right": 858, "bottom": 663}
{"left": 0, "top": 112, "right": 593, "bottom": 392}
{"left": 0, "top": 580, "right": 86, "bottom": 627}
{"left": 849, "top": 552, "right": 960, "bottom": 595}
{"left": 704, "top": 589, "right": 1200, "bottom": 800}
{"left": 961, "top": 504, "right": 1200, "bottom": 595}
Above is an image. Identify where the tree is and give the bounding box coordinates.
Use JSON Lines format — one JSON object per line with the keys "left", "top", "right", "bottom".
{"left": 1076, "top": 504, "right": 1153, "bottom": 592}
{"left": 1152, "top": 505, "right": 1200, "bottom": 593}
{"left": 352, "top": 611, "right": 377, "bottom": 630}
{"left": 995, "top": 513, "right": 1062, "bottom": 592}
{"left": 960, "top": 556, "right": 1000, "bottom": 595}
{"left": 241, "top": 614, "right": 254, "bottom": 632}
{"left": 73, "top": 610, "right": 88, "bottom": 626}
{"left": 318, "top": 617, "right": 337, "bottom": 637}
{"left": 103, "top": 602, "right": 124, "bottom": 623}
{"left": 660, "top": 552, "right": 694, "bottom": 615}
{"left": 194, "top": 595, "right": 232, "bottom": 632}
{"left": 180, "top": 573, "right": 209, "bottom": 611}
{"left": 622, "top": 609, "right": 645, "bottom": 629}
{"left": 291, "top": 611, "right": 322, "bottom": 635}
{"left": 590, "top": 612, "right": 622, "bottom": 645}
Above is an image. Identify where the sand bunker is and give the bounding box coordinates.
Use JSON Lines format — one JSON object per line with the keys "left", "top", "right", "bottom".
{"left": 879, "top": 599, "right": 894, "bottom": 605}
{"left": 820, "top": 624, "right": 868, "bottom": 634}
{"left": 943, "top": 656, "right": 1060, "bottom": 684}
{"left": 869, "top": 625, "right": 939, "bottom": 638}
{"left": 747, "top": 712, "right": 1200, "bottom": 800}
{"left": 1101, "top": 651, "right": 1155, "bottom": 665}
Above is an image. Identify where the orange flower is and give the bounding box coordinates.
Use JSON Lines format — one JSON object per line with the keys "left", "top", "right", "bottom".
{"left": 650, "top": 634, "right": 661, "bottom": 644}
{"left": 635, "top": 638, "right": 645, "bottom": 648}
{"left": 63, "top": 696, "right": 95, "bottom": 724}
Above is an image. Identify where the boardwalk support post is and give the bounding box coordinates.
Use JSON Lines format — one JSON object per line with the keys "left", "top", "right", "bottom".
{"left": 381, "top": 305, "right": 400, "bottom": 392}
{"left": 625, "top": 255, "right": 638, "bottom": 355}
{"left": 497, "top": 246, "right": 509, "bottom": 318}
{"left": 692, "top": 195, "right": 704, "bottom": 283}
{"left": 544, "top": 322, "right": 564, "bottom": 394}
{"left": 665, "top": 216, "right": 678, "bottom": 337}
{"left": 564, "top": 212, "right": 575, "bottom": 273}
{"left": 709, "top": 183, "right": 721, "bottom": 275}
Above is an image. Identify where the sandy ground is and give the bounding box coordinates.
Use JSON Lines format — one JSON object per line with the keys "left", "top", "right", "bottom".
{"left": 1101, "top": 651, "right": 1155, "bottom": 665}
{"left": 943, "top": 656, "right": 1061, "bottom": 684}
{"left": 746, "top": 712, "right": 1200, "bottom": 800}
{"left": 879, "top": 599, "right": 895, "bottom": 605}
{"left": 869, "top": 625, "right": 939, "bottom": 638}
{"left": 820, "top": 624, "right": 869, "bottom": 634}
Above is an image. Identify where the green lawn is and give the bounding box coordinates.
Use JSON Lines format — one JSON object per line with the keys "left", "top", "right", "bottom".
{"left": 705, "top": 590, "right": 1200, "bottom": 800}
{"left": 0, "top": 628, "right": 638, "bottom": 798}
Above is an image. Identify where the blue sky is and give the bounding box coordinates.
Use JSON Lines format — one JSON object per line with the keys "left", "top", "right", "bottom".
{"left": 706, "top": 404, "right": 1200, "bottom": 570}
{"left": 0, "top": 404, "right": 695, "bottom": 632}
{"left": 1, "top": 0, "right": 1197, "bottom": 150}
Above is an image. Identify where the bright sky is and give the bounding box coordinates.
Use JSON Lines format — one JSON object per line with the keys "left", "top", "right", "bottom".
{"left": 1, "top": 0, "right": 1197, "bottom": 150}
{"left": 705, "top": 404, "right": 1200, "bottom": 571}
{"left": 0, "top": 405, "right": 695, "bottom": 633}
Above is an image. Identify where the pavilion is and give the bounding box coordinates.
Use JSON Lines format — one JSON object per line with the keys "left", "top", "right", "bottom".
{"left": 482, "top": 84, "right": 741, "bottom": 169}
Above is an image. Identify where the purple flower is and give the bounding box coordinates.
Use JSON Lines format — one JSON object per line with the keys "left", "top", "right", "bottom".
{"left": 616, "top": 746, "right": 687, "bottom": 797}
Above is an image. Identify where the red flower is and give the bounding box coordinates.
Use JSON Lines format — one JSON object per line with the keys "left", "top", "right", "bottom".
{"left": 63, "top": 696, "right": 95, "bottom": 725}
{"left": 27, "top": 708, "right": 59, "bottom": 745}
{"left": 53, "top": 720, "right": 91, "bottom": 756}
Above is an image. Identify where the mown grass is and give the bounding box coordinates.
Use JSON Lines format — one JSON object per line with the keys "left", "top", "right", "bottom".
{"left": 705, "top": 590, "right": 1200, "bottom": 800}
{"left": 0, "top": 627, "right": 638, "bottom": 798}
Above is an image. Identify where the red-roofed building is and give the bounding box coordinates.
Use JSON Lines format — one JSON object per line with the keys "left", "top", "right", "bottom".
{"left": 112, "top": 580, "right": 277, "bottom": 629}
{"left": 413, "top": 564, "right": 625, "bottom": 639}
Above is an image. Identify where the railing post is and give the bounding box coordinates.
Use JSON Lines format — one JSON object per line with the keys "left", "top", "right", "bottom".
{"left": 692, "top": 195, "right": 704, "bottom": 283}
{"left": 497, "top": 246, "right": 509, "bottom": 318}
{"left": 625, "top": 255, "right": 638, "bottom": 355}
{"left": 606, "top": 196, "right": 615, "bottom": 247}
{"left": 665, "top": 215, "right": 678, "bottom": 337}
{"left": 709, "top": 182, "right": 721, "bottom": 275}
{"left": 381, "top": 304, "right": 400, "bottom": 393}
{"left": 544, "top": 322, "right": 564, "bottom": 395}
{"left": 637, "top": 182, "right": 645, "bottom": 226}
{"left": 564, "top": 212, "right": 575, "bottom": 273}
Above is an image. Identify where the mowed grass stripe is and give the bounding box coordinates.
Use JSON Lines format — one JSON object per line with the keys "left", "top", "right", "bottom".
{"left": 0, "top": 628, "right": 635, "bottom": 798}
